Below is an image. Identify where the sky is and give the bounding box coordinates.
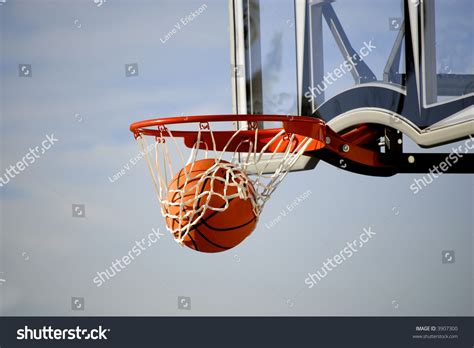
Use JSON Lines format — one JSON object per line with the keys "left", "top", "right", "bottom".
{"left": 0, "top": 0, "right": 472, "bottom": 316}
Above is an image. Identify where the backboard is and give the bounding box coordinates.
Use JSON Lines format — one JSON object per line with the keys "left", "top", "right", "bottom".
{"left": 229, "top": 0, "right": 474, "bottom": 174}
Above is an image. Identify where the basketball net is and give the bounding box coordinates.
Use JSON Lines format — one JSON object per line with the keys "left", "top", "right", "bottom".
{"left": 135, "top": 121, "right": 314, "bottom": 245}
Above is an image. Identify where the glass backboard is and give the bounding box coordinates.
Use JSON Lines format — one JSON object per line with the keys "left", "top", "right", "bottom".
{"left": 229, "top": 0, "right": 473, "bottom": 171}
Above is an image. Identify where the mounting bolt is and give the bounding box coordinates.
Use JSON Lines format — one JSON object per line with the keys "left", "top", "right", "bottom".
{"left": 341, "top": 144, "right": 350, "bottom": 153}
{"left": 408, "top": 155, "right": 415, "bottom": 163}
{"left": 325, "top": 136, "right": 331, "bottom": 144}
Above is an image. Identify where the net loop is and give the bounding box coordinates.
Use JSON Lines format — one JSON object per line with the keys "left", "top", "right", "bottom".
{"left": 248, "top": 121, "right": 259, "bottom": 130}
{"left": 155, "top": 136, "right": 166, "bottom": 143}
{"left": 199, "top": 122, "right": 210, "bottom": 130}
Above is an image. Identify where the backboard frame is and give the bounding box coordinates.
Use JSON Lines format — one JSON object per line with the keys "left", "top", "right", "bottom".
{"left": 229, "top": 0, "right": 473, "bottom": 176}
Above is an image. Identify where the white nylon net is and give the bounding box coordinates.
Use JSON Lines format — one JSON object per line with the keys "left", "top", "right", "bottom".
{"left": 135, "top": 121, "right": 314, "bottom": 244}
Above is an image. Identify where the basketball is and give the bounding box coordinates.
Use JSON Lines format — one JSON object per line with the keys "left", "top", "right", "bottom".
{"left": 165, "top": 158, "right": 258, "bottom": 253}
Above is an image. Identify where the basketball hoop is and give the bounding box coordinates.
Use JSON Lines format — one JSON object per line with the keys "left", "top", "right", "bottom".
{"left": 129, "top": 115, "right": 326, "bottom": 248}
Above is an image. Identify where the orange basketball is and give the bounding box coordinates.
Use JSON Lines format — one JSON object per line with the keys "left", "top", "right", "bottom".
{"left": 165, "top": 158, "right": 257, "bottom": 253}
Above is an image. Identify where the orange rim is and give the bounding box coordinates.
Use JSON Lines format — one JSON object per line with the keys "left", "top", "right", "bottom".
{"left": 130, "top": 114, "right": 327, "bottom": 153}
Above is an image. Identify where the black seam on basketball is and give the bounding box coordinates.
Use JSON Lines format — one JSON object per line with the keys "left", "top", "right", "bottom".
{"left": 169, "top": 163, "right": 215, "bottom": 202}
{"left": 187, "top": 233, "right": 199, "bottom": 251}
{"left": 193, "top": 225, "right": 230, "bottom": 250}
{"left": 191, "top": 188, "right": 256, "bottom": 230}
{"left": 193, "top": 175, "right": 234, "bottom": 250}
{"left": 171, "top": 174, "right": 207, "bottom": 202}
{"left": 172, "top": 168, "right": 207, "bottom": 187}
{"left": 169, "top": 194, "right": 255, "bottom": 230}
{"left": 201, "top": 213, "right": 257, "bottom": 231}
{"left": 197, "top": 176, "right": 210, "bottom": 203}
{"left": 170, "top": 206, "right": 219, "bottom": 232}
